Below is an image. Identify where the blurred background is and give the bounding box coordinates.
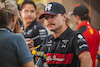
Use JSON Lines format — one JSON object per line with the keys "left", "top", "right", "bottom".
{"left": 16, "top": 0, "right": 100, "bottom": 30}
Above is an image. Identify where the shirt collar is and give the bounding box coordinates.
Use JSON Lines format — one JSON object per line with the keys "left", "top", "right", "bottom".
{"left": 0, "top": 27, "right": 12, "bottom": 32}
{"left": 21, "top": 18, "right": 37, "bottom": 30}
{"left": 52, "top": 27, "right": 73, "bottom": 40}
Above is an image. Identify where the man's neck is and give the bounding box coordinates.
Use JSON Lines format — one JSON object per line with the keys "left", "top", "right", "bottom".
{"left": 78, "top": 20, "right": 88, "bottom": 25}
{"left": 23, "top": 22, "right": 32, "bottom": 30}
{"left": 7, "top": 22, "right": 15, "bottom": 32}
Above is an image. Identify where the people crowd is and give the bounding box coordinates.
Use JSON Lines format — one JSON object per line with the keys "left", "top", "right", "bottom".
{"left": 0, "top": 0, "right": 100, "bottom": 67}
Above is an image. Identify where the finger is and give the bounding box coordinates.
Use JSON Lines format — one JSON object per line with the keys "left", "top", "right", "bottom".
{"left": 25, "top": 38, "right": 31, "bottom": 41}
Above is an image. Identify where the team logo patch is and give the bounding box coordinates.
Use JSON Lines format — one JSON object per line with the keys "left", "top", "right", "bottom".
{"left": 89, "top": 29, "right": 93, "bottom": 35}
{"left": 61, "top": 39, "right": 69, "bottom": 48}
{"left": 45, "top": 4, "right": 52, "bottom": 11}
{"left": 62, "top": 39, "right": 69, "bottom": 43}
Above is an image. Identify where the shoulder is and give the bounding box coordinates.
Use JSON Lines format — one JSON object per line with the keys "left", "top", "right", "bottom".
{"left": 77, "top": 25, "right": 87, "bottom": 33}
{"left": 8, "top": 33, "right": 25, "bottom": 41}
{"left": 69, "top": 31, "right": 86, "bottom": 44}
{"left": 36, "top": 20, "right": 46, "bottom": 29}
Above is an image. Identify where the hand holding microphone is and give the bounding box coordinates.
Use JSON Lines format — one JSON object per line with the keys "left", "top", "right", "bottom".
{"left": 32, "top": 44, "right": 48, "bottom": 67}
{"left": 25, "top": 38, "right": 34, "bottom": 48}
{"left": 32, "top": 50, "right": 47, "bottom": 67}
{"left": 32, "top": 50, "right": 47, "bottom": 60}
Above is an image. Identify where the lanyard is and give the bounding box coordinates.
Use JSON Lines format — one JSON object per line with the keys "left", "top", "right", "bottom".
{"left": 0, "top": 28, "right": 11, "bottom": 32}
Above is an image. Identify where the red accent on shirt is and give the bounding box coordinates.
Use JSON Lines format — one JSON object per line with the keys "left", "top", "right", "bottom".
{"left": 46, "top": 53, "right": 74, "bottom": 64}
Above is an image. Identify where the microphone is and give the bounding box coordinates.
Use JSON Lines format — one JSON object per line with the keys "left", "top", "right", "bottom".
{"left": 35, "top": 57, "right": 43, "bottom": 67}
{"left": 31, "top": 44, "right": 42, "bottom": 63}
{"left": 40, "top": 45, "right": 48, "bottom": 53}
{"left": 35, "top": 51, "right": 47, "bottom": 67}
{"left": 32, "top": 45, "right": 48, "bottom": 67}
{"left": 32, "top": 50, "right": 47, "bottom": 67}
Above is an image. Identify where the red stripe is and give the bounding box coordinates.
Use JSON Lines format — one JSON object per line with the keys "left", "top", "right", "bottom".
{"left": 46, "top": 53, "right": 73, "bottom": 64}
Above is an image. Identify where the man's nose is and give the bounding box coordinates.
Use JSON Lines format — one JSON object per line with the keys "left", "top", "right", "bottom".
{"left": 28, "top": 12, "right": 31, "bottom": 15}
{"left": 47, "top": 17, "right": 52, "bottom": 23}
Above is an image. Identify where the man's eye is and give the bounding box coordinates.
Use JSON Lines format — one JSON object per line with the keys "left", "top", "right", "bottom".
{"left": 51, "top": 15, "right": 55, "bottom": 18}
{"left": 25, "top": 10, "right": 28, "bottom": 13}
{"left": 44, "top": 17, "right": 49, "bottom": 20}
{"left": 31, "top": 10, "right": 34, "bottom": 13}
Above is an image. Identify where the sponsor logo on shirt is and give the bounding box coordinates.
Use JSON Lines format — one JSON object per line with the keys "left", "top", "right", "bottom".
{"left": 46, "top": 55, "right": 65, "bottom": 62}
{"left": 27, "top": 29, "right": 32, "bottom": 35}
{"left": 77, "top": 38, "right": 86, "bottom": 43}
{"left": 79, "top": 44, "right": 88, "bottom": 49}
{"left": 78, "top": 34, "right": 83, "bottom": 39}
{"left": 46, "top": 53, "right": 74, "bottom": 64}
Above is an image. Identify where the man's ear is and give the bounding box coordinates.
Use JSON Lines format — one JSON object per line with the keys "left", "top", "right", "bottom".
{"left": 77, "top": 15, "right": 81, "bottom": 20}
{"left": 63, "top": 13, "right": 67, "bottom": 21}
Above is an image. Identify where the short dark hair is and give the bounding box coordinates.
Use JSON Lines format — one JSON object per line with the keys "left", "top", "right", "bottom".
{"left": 72, "top": 4, "right": 91, "bottom": 22}
{"left": 21, "top": 0, "right": 36, "bottom": 10}
{"left": 76, "top": 13, "right": 91, "bottom": 22}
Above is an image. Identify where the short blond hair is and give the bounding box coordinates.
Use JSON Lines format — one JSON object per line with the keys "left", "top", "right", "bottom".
{"left": 0, "top": 0, "right": 20, "bottom": 17}
{"left": 0, "top": 0, "right": 20, "bottom": 27}
{"left": 36, "top": 2, "right": 45, "bottom": 14}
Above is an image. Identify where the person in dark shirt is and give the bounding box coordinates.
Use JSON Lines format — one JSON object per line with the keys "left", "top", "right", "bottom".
{"left": 71, "top": 4, "right": 100, "bottom": 67}
{"left": 39, "top": 2, "right": 92, "bottom": 67}
{"left": 20, "top": 0, "right": 48, "bottom": 51}
{"left": 0, "top": 0, "right": 35, "bottom": 67}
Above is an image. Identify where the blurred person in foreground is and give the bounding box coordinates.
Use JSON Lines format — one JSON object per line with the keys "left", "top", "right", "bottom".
{"left": 71, "top": 4, "right": 100, "bottom": 67}
{"left": 39, "top": 2, "right": 92, "bottom": 67}
{"left": 20, "top": 0, "right": 48, "bottom": 51}
{"left": 0, "top": 0, "right": 35, "bottom": 67}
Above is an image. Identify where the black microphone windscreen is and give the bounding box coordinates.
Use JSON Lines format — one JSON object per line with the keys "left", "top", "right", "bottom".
{"left": 40, "top": 45, "right": 48, "bottom": 53}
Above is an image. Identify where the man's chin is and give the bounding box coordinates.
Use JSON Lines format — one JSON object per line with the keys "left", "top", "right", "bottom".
{"left": 26, "top": 21, "right": 33, "bottom": 23}
{"left": 48, "top": 28, "right": 55, "bottom": 32}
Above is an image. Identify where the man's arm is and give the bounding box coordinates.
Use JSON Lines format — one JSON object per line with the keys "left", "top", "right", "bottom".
{"left": 23, "top": 61, "right": 35, "bottom": 67}
{"left": 95, "top": 50, "right": 100, "bottom": 67}
{"left": 95, "top": 58, "right": 100, "bottom": 67}
{"left": 79, "top": 51, "right": 92, "bottom": 67}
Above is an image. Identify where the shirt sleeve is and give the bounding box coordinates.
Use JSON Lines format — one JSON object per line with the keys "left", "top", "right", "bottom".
{"left": 73, "top": 33, "right": 89, "bottom": 57}
{"left": 13, "top": 34, "right": 33, "bottom": 64}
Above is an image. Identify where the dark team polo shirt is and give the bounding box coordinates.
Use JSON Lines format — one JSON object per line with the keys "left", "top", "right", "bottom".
{"left": 77, "top": 21, "right": 100, "bottom": 67}
{"left": 21, "top": 19, "right": 48, "bottom": 47}
{"left": 41, "top": 27, "right": 89, "bottom": 67}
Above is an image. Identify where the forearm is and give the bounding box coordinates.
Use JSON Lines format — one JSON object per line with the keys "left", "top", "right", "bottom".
{"left": 80, "top": 56, "right": 92, "bottom": 67}
{"left": 79, "top": 52, "right": 92, "bottom": 67}
{"left": 95, "top": 58, "right": 100, "bottom": 67}
{"left": 23, "top": 61, "right": 35, "bottom": 67}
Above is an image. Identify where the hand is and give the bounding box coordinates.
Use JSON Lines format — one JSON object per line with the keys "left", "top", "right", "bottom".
{"left": 25, "top": 38, "right": 34, "bottom": 48}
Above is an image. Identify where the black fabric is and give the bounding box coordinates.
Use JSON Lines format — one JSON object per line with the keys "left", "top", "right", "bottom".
{"left": 39, "top": 2, "right": 66, "bottom": 19}
{"left": 77, "top": 26, "right": 87, "bottom": 33}
{"left": 72, "top": 4, "right": 89, "bottom": 16}
{"left": 21, "top": 19, "right": 48, "bottom": 47}
{"left": 41, "top": 27, "right": 89, "bottom": 67}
